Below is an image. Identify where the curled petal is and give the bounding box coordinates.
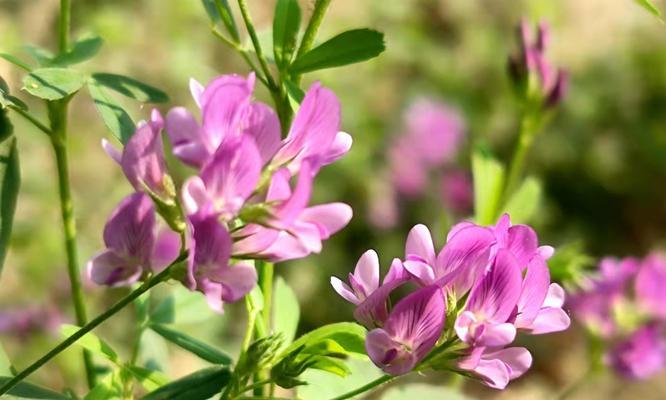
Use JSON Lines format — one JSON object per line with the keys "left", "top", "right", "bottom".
{"left": 208, "top": 262, "right": 257, "bottom": 303}
{"left": 366, "top": 329, "right": 417, "bottom": 376}
{"left": 88, "top": 250, "right": 142, "bottom": 287}
{"left": 331, "top": 277, "right": 360, "bottom": 305}
{"left": 189, "top": 78, "right": 204, "bottom": 108}
{"left": 403, "top": 259, "right": 435, "bottom": 286}
{"left": 200, "top": 74, "right": 254, "bottom": 148}
{"left": 351, "top": 250, "right": 380, "bottom": 299}
{"left": 165, "top": 107, "right": 210, "bottom": 168}
{"left": 543, "top": 283, "right": 566, "bottom": 308}
{"left": 246, "top": 102, "right": 281, "bottom": 165}
{"left": 515, "top": 255, "right": 550, "bottom": 328}
{"left": 101, "top": 139, "right": 122, "bottom": 164}
{"left": 103, "top": 193, "right": 156, "bottom": 263}
{"left": 300, "top": 203, "right": 352, "bottom": 240}
{"left": 528, "top": 307, "right": 570, "bottom": 335}
{"left": 121, "top": 115, "right": 168, "bottom": 194}
{"left": 405, "top": 224, "right": 436, "bottom": 265}
{"left": 320, "top": 131, "right": 353, "bottom": 165}
{"left": 181, "top": 176, "right": 212, "bottom": 216}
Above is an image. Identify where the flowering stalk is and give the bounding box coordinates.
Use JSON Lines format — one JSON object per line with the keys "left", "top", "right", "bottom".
{"left": 47, "top": 0, "right": 96, "bottom": 388}
{"left": 0, "top": 254, "right": 187, "bottom": 396}
{"left": 503, "top": 111, "right": 539, "bottom": 201}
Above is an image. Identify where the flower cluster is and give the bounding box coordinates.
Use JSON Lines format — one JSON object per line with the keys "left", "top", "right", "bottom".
{"left": 569, "top": 253, "right": 666, "bottom": 379}
{"left": 331, "top": 214, "right": 570, "bottom": 389}
{"left": 370, "top": 98, "right": 472, "bottom": 228}
{"left": 88, "top": 74, "right": 353, "bottom": 312}
{"left": 508, "top": 19, "right": 568, "bottom": 108}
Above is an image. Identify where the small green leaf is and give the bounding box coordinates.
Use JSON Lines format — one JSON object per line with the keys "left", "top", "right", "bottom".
{"left": 123, "top": 365, "right": 170, "bottom": 392}
{"left": 290, "top": 29, "right": 385, "bottom": 74}
{"left": 22, "top": 68, "right": 86, "bottom": 100}
{"left": 84, "top": 372, "right": 123, "bottom": 400}
{"left": 0, "top": 136, "right": 19, "bottom": 276}
{"left": 201, "top": 0, "right": 240, "bottom": 42}
{"left": 502, "top": 176, "right": 542, "bottom": 224}
{"left": 0, "top": 79, "right": 28, "bottom": 111}
{"left": 274, "top": 277, "right": 300, "bottom": 346}
{"left": 284, "top": 79, "right": 305, "bottom": 112}
{"left": 635, "top": 0, "right": 664, "bottom": 21}
{"left": 51, "top": 35, "right": 104, "bottom": 66}
{"left": 282, "top": 322, "right": 366, "bottom": 359}
{"left": 472, "top": 149, "right": 505, "bottom": 225}
{"left": 23, "top": 45, "right": 54, "bottom": 67}
{"left": 273, "top": 0, "right": 301, "bottom": 67}
{"left": 0, "top": 53, "right": 31, "bottom": 71}
{"left": 60, "top": 324, "right": 118, "bottom": 362}
{"left": 0, "top": 342, "right": 13, "bottom": 375}
{"left": 150, "top": 324, "right": 232, "bottom": 365}
{"left": 140, "top": 366, "right": 231, "bottom": 400}
{"left": 308, "top": 356, "right": 350, "bottom": 377}
{"left": 91, "top": 73, "right": 168, "bottom": 103}
{"left": 87, "top": 80, "right": 135, "bottom": 144}
{"left": 0, "top": 377, "right": 68, "bottom": 399}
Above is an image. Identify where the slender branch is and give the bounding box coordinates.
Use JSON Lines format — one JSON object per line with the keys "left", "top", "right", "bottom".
{"left": 252, "top": 261, "right": 273, "bottom": 396}
{"left": 0, "top": 256, "right": 186, "bottom": 396}
{"left": 48, "top": 99, "right": 96, "bottom": 388}
{"left": 232, "top": 379, "right": 272, "bottom": 399}
{"left": 211, "top": 28, "right": 270, "bottom": 87}
{"left": 236, "top": 0, "right": 278, "bottom": 90}
{"left": 7, "top": 106, "right": 51, "bottom": 135}
{"left": 503, "top": 113, "right": 536, "bottom": 203}
{"left": 242, "top": 296, "right": 258, "bottom": 351}
{"left": 293, "top": 0, "right": 332, "bottom": 85}
{"left": 59, "top": 0, "right": 71, "bottom": 53}
{"left": 328, "top": 375, "right": 395, "bottom": 400}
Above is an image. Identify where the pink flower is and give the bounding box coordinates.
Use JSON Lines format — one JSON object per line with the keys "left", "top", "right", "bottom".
{"left": 635, "top": 253, "right": 666, "bottom": 320}
{"left": 87, "top": 193, "right": 180, "bottom": 287}
{"left": 365, "top": 285, "right": 446, "bottom": 375}
{"left": 608, "top": 324, "right": 666, "bottom": 379}
{"left": 458, "top": 346, "right": 532, "bottom": 389}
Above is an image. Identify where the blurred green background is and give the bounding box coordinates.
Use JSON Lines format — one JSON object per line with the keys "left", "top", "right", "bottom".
{"left": 1, "top": 0, "right": 666, "bottom": 398}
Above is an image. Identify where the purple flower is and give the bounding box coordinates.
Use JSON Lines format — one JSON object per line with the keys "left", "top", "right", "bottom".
{"left": 270, "top": 83, "right": 350, "bottom": 175}
{"left": 635, "top": 253, "right": 666, "bottom": 320}
{"left": 185, "top": 213, "right": 257, "bottom": 313}
{"left": 508, "top": 19, "right": 568, "bottom": 108}
{"left": 365, "top": 285, "right": 445, "bottom": 375}
{"left": 165, "top": 74, "right": 281, "bottom": 169}
{"left": 102, "top": 110, "right": 170, "bottom": 197}
{"left": 608, "top": 324, "right": 666, "bottom": 379}
{"left": 454, "top": 250, "right": 522, "bottom": 347}
{"left": 330, "top": 250, "right": 380, "bottom": 305}
{"left": 181, "top": 136, "right": 262, "bottom": 219}
{"left": 87, "top": 193, "right": 180, "bottom": 287}
{"left": 458, "top": 346, "right": 532, "bottom": 389}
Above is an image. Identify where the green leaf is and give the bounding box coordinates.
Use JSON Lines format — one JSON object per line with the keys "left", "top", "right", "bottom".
{"left": 23, "top": 45, "right": 54, "bottom": 67}
{"left": 150, "top": 324, "right": 232, "bottom": 365}
{"left": 308, "top": 356, "right": 350, "bottom": 377}
{"left": 0, "top": 136, "right": 19, "bottom": 276}
{"left": 149, "top": 285, "right": 217, "bottom": 325}
{"left": 140, "top": 366, "right": 231, "bottom": 400}
{"left": 0, "top": 342, "right": 12, "bottom": 375}
{"left": 22, "top": 68, "right": 86, "bottom": 100}
{"left": 273, "top": 277, "right": 300, "bottom": 346}
{"left": 123, "top": 365, "right": 170, "bottom": 392}
{"left": 60, "top": 324, "right": 118, "bottom": 362}
{"left": 282, "top": 322, "right": 366, "bottom": 358}
{"left": 298, "top": 359, "right": 382, "bottom": 399}
{"left": 91, "top": 73, "right": 168, "bottom": 103}
{"left": 290, "top": 29, "right": 385, "bottom": 74}
{"left": 137, "top": 329, "right": 169, "bottom": 372}
{"left": 0, "top": 53, "right": 31, "bottom": 71}
{"left": 635, "top": 0, "right": 664, "bottom": 21}
{"left": 284, "top": 79, "right": 304, "bottom": 112}
{"left": 87, "top": 80, "right": 135, "bottom": 144}
{"left": 201, "top": 0, "right": 240, "bottom": 42}
{"left": 273, "top": 0, "right": 301, "bottom": 67}
{"left": 51, "top": 35, "right": 104, "bottom": 66}
{"left": 502, "top": 176, "right": 542, "bottom": 224}
{"left": 0, "top": 79, "right": 28, "bottom": 112}
{"left": 84, "top": 372, "right": 123, "bottom": 400}
{"left": 472, "top": 149, "right": 505, "bottom": 225}
{"left": 248, "top": 284, "right": 265, "bottom": 313}
{"left": 0, "top": 377, "right": 68, "bottom": 399}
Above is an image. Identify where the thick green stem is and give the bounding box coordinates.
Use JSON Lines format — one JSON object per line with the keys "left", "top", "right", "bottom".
{"left": 0, "top": 257, "right": 185, "bottom": 396}
{"left": 329, "top": 375, "right": 395, "bottom": 400}
{"left": 48, "top": 99, "right": 96, "bottom": 388}
{"left": 59, "top": 0, "right": 71, "bottom": 53}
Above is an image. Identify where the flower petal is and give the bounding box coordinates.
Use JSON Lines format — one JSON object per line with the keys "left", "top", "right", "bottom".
{"left": 246, "top": 102, "right": 281, "bottom": 165}
{"left": 88, "top": 250, "right": 142, "bottom": 287}
{"left": 352, "top": 250, "right": 380, "bottom": 297}
{"left": 299, "top": 203, "right": 352, "bottom": 240}
{"left": 103, "top": 193, "right": 156, "bottom": 262}
{"left": 151, "top": 228, "right": 181, "bottom": 272}
{"left": 515, "top": 255, "right": 550, "bottom": 328}
{"left": 331, "top": 277, "right": 360, "bottom": 305}
{"left": 405, "top": 224, "right": 436, "bottom": 265}
{"left": 320, "top": 131, "right": 352, "bottom": 165}
{"left": 121, "top": 114, "right": 167, "bottom": 194}
{"left": 165, "top": 107, "right": 210, "bottom": 168}
{"left": 485, "top": 347, "right": 532, "bottom": 380}
{"left": 528, "top": 307, "right": 570, "bottom": 334}
{"left": 366, "top": 328, "right": 417, "bottom": 376}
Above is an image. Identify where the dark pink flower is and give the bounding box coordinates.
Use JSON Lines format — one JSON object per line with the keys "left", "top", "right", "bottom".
{"left": 608, "top": 324, "right": 666, "bottom": 379}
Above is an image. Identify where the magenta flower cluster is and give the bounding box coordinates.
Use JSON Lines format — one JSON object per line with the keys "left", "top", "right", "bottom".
{"left": 88, "top": 74, "right": 352, "bottom": 312}
{"left": 569, "top": 253, "right": 666, "bottom": 379}
{"left": 332, "top": 214, "right": 570, "bottom": 389}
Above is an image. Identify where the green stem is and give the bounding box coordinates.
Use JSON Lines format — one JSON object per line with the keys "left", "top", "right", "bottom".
{"left": 294, "top": 0, "right": 332, "bottom": 84}
{"left": 0, "top": 256, "right": 185, "bottom": 396}
{"left": 503, "top": 113, "right": 536, "bottom": 205}
{"left": 252, "top": 261, "right": 273, "bottom": 396}
{"left": 329, "top": 375, "right": 395, "bottom": 400}
{"left": 211, "top": 28, "right": 270, "bottom": 88}
{"left": 7, "top": 106, "right": 51, "bottom": 135}
{"left": 236, "top": 0, "right": 277, "bottom": 91}
{"left": 48, "top": 99, "right": 96, "bottom": 388}
{"left": 242, "top": 296, "right": 258, "bottom": 351}
{"left": 59, "top": 0, "right": 71, "bottom": 53}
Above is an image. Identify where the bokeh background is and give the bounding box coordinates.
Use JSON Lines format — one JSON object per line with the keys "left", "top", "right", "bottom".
{"left": 1, "top": 0, "right": 666, "bottom": 398}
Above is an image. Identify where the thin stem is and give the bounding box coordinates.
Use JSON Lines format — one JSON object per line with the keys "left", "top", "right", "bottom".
{"left": 502, "top": 113, "right": 536, "bottom": 205}
{"left": 242, "top": 296, "right": 258, "bottom": 351}
{"left": 252, "top": 260, "right": 273, "bottom": 397}
{"left": 0, "top": 256, "right": 185, "bottom": 396}
{"left": 294, "top": 0, "right": 332, "bottom": 85}
{"left": 232, "top": 379, "right": 272, "bottom": 399}
{"left": 329, "top": 375, "right": 395, "bottom": 400}
{"left": 236, "top": 0, "right": 278, "bottom": 91}
{"left": 7, "top": 106, "right": 51, "bottom": 135}
{"left": 59, "top": 0, "right": 71, "bottom": 53}
{"left": 48, "top": 99, "right": 96, "bottom": 388}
